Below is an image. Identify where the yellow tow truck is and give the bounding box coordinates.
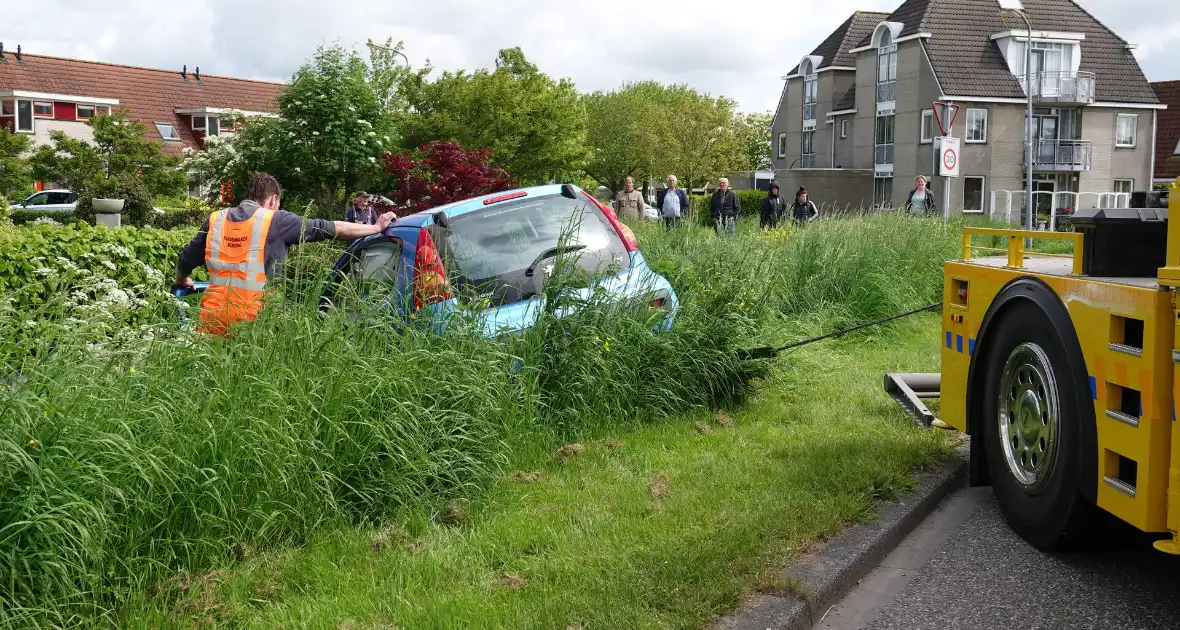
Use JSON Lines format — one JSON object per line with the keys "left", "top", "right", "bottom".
{"left": 888, "top": 179, "right": 1180, "bottom": 552}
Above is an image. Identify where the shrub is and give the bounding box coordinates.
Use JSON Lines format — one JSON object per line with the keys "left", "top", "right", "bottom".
{"left": 150, "top": 197, "right": 216, "bottom": 230}
{"left": 8, "top": 209, "right": 79, "bottom": 226}
{"left": 0, "top": 221, "right": 198, "bottom": 314}
{"left": 688, "top": 190, "right": 767, "bottom": 226}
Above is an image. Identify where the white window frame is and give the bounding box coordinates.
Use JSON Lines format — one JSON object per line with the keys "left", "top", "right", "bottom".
{"left": 192, "top": 114, "right": 206, "bottom": 130}
{"left": 963, "top": 176, "right": 986, "bottom": 214}
{"left": 1115, "top": 113, "right": 1138, "bottom": 148}
{"left": 873, "top": 175, "right": 894, "bottom": 209}
{"left": 840, "top": 119, "right": 848, "bottom": 139}
{"left": 76, "top": 104, "right": 95, "bottom": 120}
{"left": 1113, "top": 179, "right": 1134, "bottom": 194}
{"left": 965, "top": 108, "right": 988, "bottom": 143}
{"left": 0, "top": 99, "right": 12, "bottom": 116}
{"left": 801, "top": 129, "right": 816, "bottom": 167}
{"left": 777, "top": 132, "right": 787, "bottom": 158}
{"left": 155, "top": 122, "right": 181, "bottom": 141}
{"left": 920, "top": 109, "right": 934, "bottom": 144}
{"left": 15, "top": 99, "right": 33, "bottom": 133}
{"left": 95, "top": 105, "right": 111, "bottom": 116}
{"left": 32, "top": 101, "right": 54, "bottom": 118}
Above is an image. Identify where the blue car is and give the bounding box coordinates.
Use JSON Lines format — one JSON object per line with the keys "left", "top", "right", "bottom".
{"left": 174, "top": 184, "right": 677, "bottom": 335}
{"left": 319, "top": 183, "right": 678, "bottom": 336}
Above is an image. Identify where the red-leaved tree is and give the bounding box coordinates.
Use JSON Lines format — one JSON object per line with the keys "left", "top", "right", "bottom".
{"left": 376, "top": 141, "right": 516, "bottom": 216}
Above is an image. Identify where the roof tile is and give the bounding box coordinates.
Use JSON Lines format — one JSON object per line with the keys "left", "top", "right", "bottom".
{"left": 1153, "top": 81, "right": 1180, "bottom": 180}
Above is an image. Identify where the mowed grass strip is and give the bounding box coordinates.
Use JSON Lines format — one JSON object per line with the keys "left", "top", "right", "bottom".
{"left": 128, "top": 316, "right": 952, "bottom": 629}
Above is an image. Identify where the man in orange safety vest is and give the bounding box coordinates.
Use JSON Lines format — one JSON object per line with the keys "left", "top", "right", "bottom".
{"left": 174, "top": 172, "right": 395, "bottom": 335}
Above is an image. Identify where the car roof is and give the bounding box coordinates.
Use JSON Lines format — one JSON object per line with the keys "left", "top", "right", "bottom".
{"left": 35, "top": 189, "right": 73, "bottom": 195}
{"left": 402, "top": 184, "right": 578, "bottom": 223}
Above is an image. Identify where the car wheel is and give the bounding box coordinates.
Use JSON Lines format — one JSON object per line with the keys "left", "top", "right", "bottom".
{"left": 981, "top": 300, "right": 1092, "bottom": 549}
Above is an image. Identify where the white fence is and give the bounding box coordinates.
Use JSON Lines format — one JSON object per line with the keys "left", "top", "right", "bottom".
{"left": 988, "top": 190, "right": 1131, "bottom": 231}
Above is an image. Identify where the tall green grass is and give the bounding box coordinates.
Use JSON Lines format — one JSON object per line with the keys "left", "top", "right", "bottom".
{"left": 1, "top": 212, "right": 961, "bottom": 628}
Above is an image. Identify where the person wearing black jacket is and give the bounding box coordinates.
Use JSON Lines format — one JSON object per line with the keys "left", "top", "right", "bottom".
{"left": 904, "top": 175, "right": 937, "bottom": 215}
{"left": 760, "top": 182, "right": 785, "bottom": 229}
{"left": 710, "top": 178, "right": 740, "bottom": 237}
{"left": 790, "top": 186, "right": 819, "bottom": 224}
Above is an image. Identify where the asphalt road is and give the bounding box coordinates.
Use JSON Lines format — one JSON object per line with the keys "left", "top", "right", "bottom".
{"left": 816, "top": 485, "right": 1180, "bottom": 630}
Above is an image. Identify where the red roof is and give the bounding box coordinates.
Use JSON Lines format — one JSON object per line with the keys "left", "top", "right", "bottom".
{"left": 1155, "top": 81, "right": 1180, "bottom": 182}
{"left": 0, "top": 52, "right": 284, "bottom": 154}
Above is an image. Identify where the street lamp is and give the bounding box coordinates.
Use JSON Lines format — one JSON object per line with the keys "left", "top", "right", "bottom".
{"left": 365, "top": 39, "right": 409, "bottom": 64}
{"left": 1000, "top": 0, "right": 1035, "bottom": 234}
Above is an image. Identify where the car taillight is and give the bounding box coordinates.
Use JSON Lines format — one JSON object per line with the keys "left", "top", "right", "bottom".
{"left": 651, "top": 297, "right": 666, "bottom": 308}
{"left": 582, "top": 192, "right": 639, "bottom": 252}
{"left": 413, "top": 227, "right": 452, "bottom": 310}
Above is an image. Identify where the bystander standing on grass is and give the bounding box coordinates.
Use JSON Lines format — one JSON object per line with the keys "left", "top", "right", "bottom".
{"left": 656, "top": 175, "right": 688, "bottom": 230}
{"left": 710, "top": 177, "right": 740, "bottom": 237}
{"left": 791, "top": 186, "right": 819, "bottom": 225}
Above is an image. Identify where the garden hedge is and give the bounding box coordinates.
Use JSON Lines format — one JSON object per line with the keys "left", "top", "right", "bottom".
{"left": 0, "top": 222, "right": 198, "bottom": 311}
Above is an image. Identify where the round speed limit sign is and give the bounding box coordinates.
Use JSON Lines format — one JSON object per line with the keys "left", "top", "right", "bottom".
{"left": 942, "top": 147, "right": 957, "bottom": 171}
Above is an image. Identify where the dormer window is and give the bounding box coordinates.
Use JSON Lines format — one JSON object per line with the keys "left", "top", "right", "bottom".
{"left": 992, "top": 30, "right": 1092, "bottom": 103}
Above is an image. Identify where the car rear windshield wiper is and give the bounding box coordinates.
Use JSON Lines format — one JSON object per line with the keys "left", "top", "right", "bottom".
{"left": 524, "top": 245, "right": 586, "bottom": 277}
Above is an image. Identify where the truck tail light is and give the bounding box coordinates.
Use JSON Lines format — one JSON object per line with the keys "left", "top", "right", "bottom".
{"left": 413, "top": 227, "right": 452, "bottom": 310}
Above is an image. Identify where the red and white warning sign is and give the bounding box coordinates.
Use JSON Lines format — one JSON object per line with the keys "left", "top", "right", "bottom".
{"left": 938, "top": 136, "right": 960, "bottom": 177}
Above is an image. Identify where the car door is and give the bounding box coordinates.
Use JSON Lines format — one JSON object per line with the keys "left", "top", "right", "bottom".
{"left": 318, "top": 233, "right": 411, "bottom": 322}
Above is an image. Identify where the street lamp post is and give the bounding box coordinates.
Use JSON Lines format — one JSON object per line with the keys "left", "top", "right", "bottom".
{"left": 1000, "top": 1, "right": 1035, "bottom": 235}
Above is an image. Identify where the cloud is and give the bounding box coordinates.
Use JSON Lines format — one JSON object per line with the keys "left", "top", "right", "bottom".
{"left": 3, "top": 0, "right": 1174, "bottom": 115}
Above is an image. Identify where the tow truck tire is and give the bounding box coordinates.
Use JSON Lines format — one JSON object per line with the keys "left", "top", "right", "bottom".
{"left": 981, "top": 298, "right": 1092, "bottom": 550}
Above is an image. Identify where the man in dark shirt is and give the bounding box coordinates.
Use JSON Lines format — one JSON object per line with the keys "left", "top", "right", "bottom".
{"left": 174, "top": 173, "right": 395, "bottom": 292}
{"left": 709, "top": 177, "right": 740, "bottom": 237}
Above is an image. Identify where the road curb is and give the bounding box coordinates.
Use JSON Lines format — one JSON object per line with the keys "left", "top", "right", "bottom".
{"left": 716, "top": 457, "right": 967, "bottom": 630}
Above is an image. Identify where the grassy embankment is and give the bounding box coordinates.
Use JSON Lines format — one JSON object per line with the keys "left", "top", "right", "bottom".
{"left": 4, "top": 213, "right": 963, "bottom": 628}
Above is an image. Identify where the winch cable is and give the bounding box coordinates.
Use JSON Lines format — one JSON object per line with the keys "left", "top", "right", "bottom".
{"left": 739, "top": 302, "right": 944, "bottom": 359}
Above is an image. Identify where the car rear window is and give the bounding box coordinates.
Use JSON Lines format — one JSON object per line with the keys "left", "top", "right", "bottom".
{"left": 441, "top": 193, "right": 630, "bottom": 299}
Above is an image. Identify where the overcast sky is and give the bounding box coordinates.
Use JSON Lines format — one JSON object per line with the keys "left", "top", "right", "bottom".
{"left": 6, "top": 0, "right": 1177, "bottom": 113}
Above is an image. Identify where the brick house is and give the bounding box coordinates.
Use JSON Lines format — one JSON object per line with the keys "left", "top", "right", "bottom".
{"left": 0, "top": 46, "right": 283, "bottom": 195}
{"left": 1153, "top": 81, "right": 1180, "bottom": 187}
{"left": 770, "top": 0, "right": 1165, "bottom": 216}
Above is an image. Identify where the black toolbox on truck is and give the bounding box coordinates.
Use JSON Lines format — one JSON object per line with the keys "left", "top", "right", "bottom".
{"left": 1069, "top": 207, "right": 1168, "bottom": 277}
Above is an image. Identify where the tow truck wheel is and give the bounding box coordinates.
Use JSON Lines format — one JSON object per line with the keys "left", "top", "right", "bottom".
{"left": 981, "top": 300, "right": 1091, "bottom": 550}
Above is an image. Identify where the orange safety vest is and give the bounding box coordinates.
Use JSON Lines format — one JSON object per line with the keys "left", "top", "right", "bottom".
{"left": 198, "top": 207, "right": 276, "bottom": 336}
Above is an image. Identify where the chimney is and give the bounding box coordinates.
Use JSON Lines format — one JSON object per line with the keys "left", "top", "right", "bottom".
{"left": 194, "top": 66, "right": 201, "bottom": 82}
{"left": 0, "top": 43, "right": 6, "bottom": 65}
{"left": 181, "top": 64, "right": 188, "bottom": 81}
{"left": 15, "top": 45, "right": 22, "bottom": 64}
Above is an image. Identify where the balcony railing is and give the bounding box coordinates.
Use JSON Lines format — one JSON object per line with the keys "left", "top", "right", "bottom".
{"left": 1019, "top": 71, "right": 1097, "bottom": 105}
{"left": 874, "top": 143, "right": 895, "bottom": 166}
{"left": 1028, "top": 139, "right": 1092, "bottom": 172}
{"left": 800, "top": 154, "right": 816, "bottom": 168}
{"left": 876, "top": 81, "right": 896, "bottom": 103}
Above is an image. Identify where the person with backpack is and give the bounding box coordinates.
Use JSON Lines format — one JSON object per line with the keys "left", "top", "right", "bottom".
{"left": 760, "top": 182, "right": 785, "bottom": 229}
{"left": 790, "top": 186, "right": 819, "bottom": 225}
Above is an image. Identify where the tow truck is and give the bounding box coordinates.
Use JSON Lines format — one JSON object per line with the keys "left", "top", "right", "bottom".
{"left": 887, "top": 179, "right": 1180, "bottom": 553}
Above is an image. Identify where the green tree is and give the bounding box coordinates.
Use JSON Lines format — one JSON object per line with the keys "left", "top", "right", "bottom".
{"left": 28, "top": 112, "right": 185, "bottom": 225}
{"left": 735, "top": 111, "right": 773, "bottom": 171}
{"left": 655, "top": 86, "right": 742, "bottom": 193}
{"left": 188, "top": 45, "right": 398, "bottom": 215}
{"left": 582, "top": 81, "right": 664, "bottom": 195}
{"left": 0, "top": 126, "right": 32, "bottom": 200}
{"left": 401, "top": 47, "right": 587, "bottom": 185}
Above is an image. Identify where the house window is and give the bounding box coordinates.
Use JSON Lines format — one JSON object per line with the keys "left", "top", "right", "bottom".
{"left": 920, "top": 109, "right": 934, "bottom": 143}
{"left": 963, "top": 177, "right": 985, "bottom": 213}
{"left": 1113, "top": 179, "right": 1134, "bottom": 194}
{"left": 840, "top": 119, "right": 848, "bottom": 139}
{"left": 802, "top": 130, "right": 816, "bottom": 168}
{"left": 188, "top": 173, "right": 204, "bottom": 198}
{"left": 192, "top": 115, "right": 206, "bottom": 130}
{"left": 874, "top": 176, "right": 894, "bottom": 209}
{"left": 33, "top": 102, "right": 53, "bottom": 117}
{"left": 1174, "top": 138, "right": 1180, "bottom": 156}
{"left": 16, "top": 100, "right": 33, "bottom": 133}
{"left": 76, "top": 104, "right": 95, "bottom": 120}
{"left": 156, "top": 122, "right": 181, "bottom": 141}
{"left": 875, "top": 114, "right": 895, "bottom": 165}
{"left": 777, "top": 133, "right": 787, "bottom": 158}
{"left": 1116, "top": 114, "right": 1138, "bottom": 148}
{"left": 965, "top": 108, "right": 988, "bottom": 143}
{"left": 207, "top": 116, "right": 220, "bottom": 136}
{"left": 876, "top": 31, "right": 898, "bottom": 104}
{"left": 95, "top": 105, "right": 111, "bottom": 116}
{"left": 219, "top": 117, "right": 235, "bottom": 132}
{"left": 803, "top": 73, "right": 818, "bottom": 122}
{"left": 1, "top": 100, "right": 13, "bottom": 116}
